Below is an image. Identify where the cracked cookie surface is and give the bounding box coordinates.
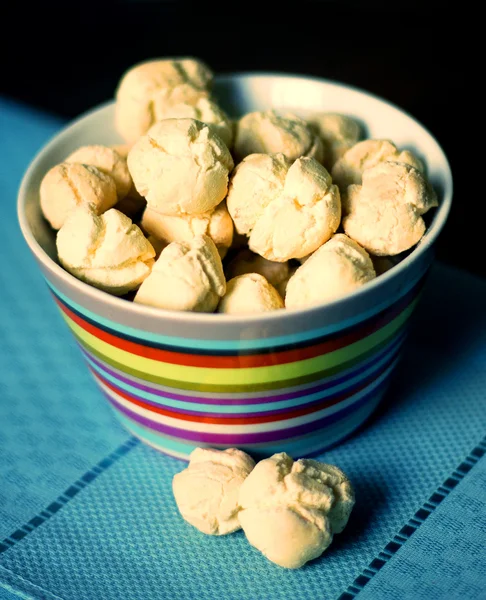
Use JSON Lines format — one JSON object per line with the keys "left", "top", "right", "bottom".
{"left": 128, "top": 118, "right": 234, "bottom": 216}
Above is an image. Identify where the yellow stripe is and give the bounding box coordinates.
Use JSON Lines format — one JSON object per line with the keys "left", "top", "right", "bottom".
{"left": 75, "top": 330, "right": 403, "bottom": 392}
{"left": 60, "top": 300, "right": 416, "bottom": 386}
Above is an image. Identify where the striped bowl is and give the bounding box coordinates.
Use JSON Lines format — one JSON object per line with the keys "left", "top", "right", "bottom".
{"left": 18, "top": 74, "right": 453, "bottom": 460}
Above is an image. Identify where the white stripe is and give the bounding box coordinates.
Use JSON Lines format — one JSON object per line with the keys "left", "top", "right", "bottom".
{"left": 122, "top": 391, "right": 385, "bottom": 458}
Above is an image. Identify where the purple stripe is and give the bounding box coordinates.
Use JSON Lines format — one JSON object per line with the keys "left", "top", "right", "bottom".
{"left": 103, "top": 377, "right": 390, "bottom": 444}
{"left": 93, "top": 350, "right": 400, "bottom": 419}
{"left": 81, "top": 329, "right": 406, "bottom": 406}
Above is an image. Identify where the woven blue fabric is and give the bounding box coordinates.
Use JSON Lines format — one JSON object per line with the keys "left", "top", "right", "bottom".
{"left": 0, "top": 587, "right": 19, "bottom": 600}
{"left": 357, "top": 455, "right": 486, "bottom": 600}
{"left": 1, "top": 98, "right": 486, "bottom": 599}
{"left": 0, "top": 98, "right": 127, "bottom": 539}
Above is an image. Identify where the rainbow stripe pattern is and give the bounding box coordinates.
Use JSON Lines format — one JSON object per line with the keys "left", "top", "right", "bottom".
{"left": 46, "top": 276, "right": 425, "bottom": 460}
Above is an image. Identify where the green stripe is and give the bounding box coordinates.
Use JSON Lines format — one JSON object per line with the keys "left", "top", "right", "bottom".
{"left": 72, "top": 323, "right": 411, "bottom": 393}
{"left": 63, "top": 299, "right": 416, "bottom": 386}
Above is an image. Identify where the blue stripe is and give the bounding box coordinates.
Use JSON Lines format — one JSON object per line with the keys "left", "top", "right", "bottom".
{"left": 47, "top": 267, "right": 426, "bottom": 351}
{"left": 51, "top": 279, "right": 421, "bottom": 357}
{"left": 87, "top": 341, "right": 402, "bottom": 414}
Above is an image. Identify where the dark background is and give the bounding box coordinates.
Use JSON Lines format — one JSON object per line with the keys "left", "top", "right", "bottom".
{"left": 3, "top": 1, "right": 478, "bottom": 278}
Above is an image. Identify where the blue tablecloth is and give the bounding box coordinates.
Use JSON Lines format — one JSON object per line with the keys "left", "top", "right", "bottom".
{"left": 1, "top": 97, "right": 485, "bottom": 600}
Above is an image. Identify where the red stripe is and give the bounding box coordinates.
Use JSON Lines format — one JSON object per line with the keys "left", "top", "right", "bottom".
{"left": 91, "top": 366, "right": 381, "bottom": 425}
{"left": 55, "top": 295, "right": 410, "bottom": 369}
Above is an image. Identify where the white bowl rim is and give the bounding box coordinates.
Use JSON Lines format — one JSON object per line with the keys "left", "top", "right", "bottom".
{"left": 17, "top": 72, "right": 453, "bottom": 326}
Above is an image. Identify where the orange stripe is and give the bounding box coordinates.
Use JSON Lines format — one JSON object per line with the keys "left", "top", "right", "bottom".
{"left": 55, "top": 296, "right": 409, "bottom": 369}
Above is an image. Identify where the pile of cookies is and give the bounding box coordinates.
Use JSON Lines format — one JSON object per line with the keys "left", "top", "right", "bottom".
{"left": 172, "top": 447, "right": 355, "bottom": 569}
{"left": 40, "top": 57, "right": 438, "bottom": 314}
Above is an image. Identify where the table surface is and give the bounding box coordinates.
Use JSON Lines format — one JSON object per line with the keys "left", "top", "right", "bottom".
{"left": 1, "top": 98, "right": 485, "bottom": 600}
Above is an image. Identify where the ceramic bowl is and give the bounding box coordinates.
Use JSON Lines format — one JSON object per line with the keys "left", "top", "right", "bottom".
{"left": 17, "top": 73, "right": 453, "bottom": 460}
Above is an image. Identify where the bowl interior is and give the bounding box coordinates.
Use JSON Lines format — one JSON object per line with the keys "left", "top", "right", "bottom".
{"left": 19, "top": 73, "right": 453, "bottom": 303}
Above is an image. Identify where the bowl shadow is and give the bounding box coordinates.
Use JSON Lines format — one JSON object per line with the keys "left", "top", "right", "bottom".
{"left": 353, "top": 263, "right": 486, "bottom": 429}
